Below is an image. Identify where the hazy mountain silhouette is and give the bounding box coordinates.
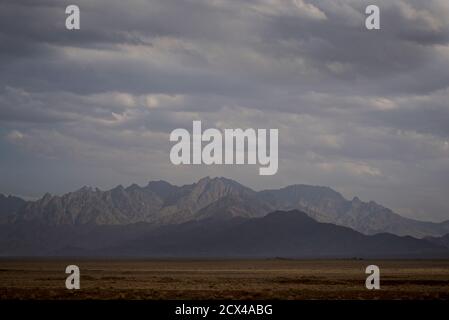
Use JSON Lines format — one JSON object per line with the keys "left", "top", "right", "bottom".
{"left": 1, "top": 210, "right": 447, "bottom": 258}
{"left": 425, "top": 233, "right": 449, "bottom": 249}
{"left": 256, "top": 185, "right": 449, "bottom": 238}
{"left": 4, "top": 177, "right": 449, "bottom": 238}
{"left": 101, "top": 210, "right": 449, "bottom": 258}
{"left": 0, "top": 194, "right": 26, "bottom": 224}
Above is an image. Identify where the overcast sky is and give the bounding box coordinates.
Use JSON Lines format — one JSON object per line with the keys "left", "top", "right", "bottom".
{"left": 1, "top": 0, "right": 448, "bottom": 222}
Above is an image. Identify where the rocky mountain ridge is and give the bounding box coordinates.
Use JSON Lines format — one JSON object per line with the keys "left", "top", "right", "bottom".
{"left": 2, "top": 177, "right": 449, "bottom": 238}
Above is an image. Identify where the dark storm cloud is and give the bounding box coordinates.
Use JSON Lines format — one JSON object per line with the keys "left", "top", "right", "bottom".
{"left": 1, "top": 0, "right": 448, "bottom": 97}
{"left": 0, "top": 0, "right": 448, "bottom": 221}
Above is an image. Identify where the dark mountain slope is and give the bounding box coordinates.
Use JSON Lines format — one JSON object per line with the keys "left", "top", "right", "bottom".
{"left": 101, "top": 210, "right": 449, "bottom": 258}
{"left": 425, "top": 233, "right": 449, "bottom": 249}
{"left": 0, "top": 194, "right": 26, "bottom": 224}
{"left": 257, "top": 185, "right": 449, "bottom": 237}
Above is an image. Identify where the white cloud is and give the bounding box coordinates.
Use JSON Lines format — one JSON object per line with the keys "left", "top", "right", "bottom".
{"left": 6, "top": 130, "right": 24, "bottom": 141}
{"left": 144, "top": 94, "right": 184, "bottom": 109}
{"left": 317, "top": 161, "right": 382, "bottom": 177}
{"left": 293, "top": 0, "right": 327, "bottom": 20}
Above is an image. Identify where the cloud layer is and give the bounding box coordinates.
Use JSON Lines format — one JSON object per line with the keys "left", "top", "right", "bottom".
{"left": 1, "top": 0, "right": 448, "bottom": 221}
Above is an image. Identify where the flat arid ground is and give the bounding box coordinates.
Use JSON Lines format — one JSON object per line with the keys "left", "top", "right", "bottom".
{"left": 1, "top": 259, "right": 448, "bottom": 300}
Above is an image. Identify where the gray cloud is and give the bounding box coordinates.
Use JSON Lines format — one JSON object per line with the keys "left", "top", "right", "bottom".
{"left": 0, "top": 0, "right": 448, "bottom": 221}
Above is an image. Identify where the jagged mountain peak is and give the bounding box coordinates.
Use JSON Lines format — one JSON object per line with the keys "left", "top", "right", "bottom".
{"left": 4, "top": 177, "right": 449, "bottom": 238}
{"left": 199, "top": 176, "right": 255, "bottom": 194}
{"left": 147, "top": 180, "right": 175, "bottom": 188}
{"left": 42, "top": 192, "right": 53, "bottom": 200}
{"left": 126, "top": 183, "right": 141, "bottom": 191}
{"left": 188, "top": 176, "right": 255, "bottom": 202}
{"left": 77, "top": 185, "right": 94, "bottom": 192}
{"left": 281, "top": 184, "right": 345, "bottom": 199}
{"left": 110, "top": 185, "right": 126, "bottom": 193}
{"left": 0, "top": 193, "right": 26, "bottom": 201}
{"left": 0, "top": 194, "right": 27, "bottom": 224}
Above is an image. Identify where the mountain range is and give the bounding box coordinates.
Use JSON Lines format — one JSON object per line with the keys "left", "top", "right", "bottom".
{"left": 97, "top": 210, "right": 449, "bottom": 258}
{"left": 2, "top": 177, "right": 448, "bottom": 238}
{"left": 1, "top": 177, "right": 449, "bottom": 258}
{"left": 0, "top": 210, "right": 447, "bottom": 258}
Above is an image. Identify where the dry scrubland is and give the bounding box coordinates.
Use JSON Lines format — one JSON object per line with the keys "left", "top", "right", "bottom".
{"left": 1, "top": 259, "right": 448, "bottom": 300}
